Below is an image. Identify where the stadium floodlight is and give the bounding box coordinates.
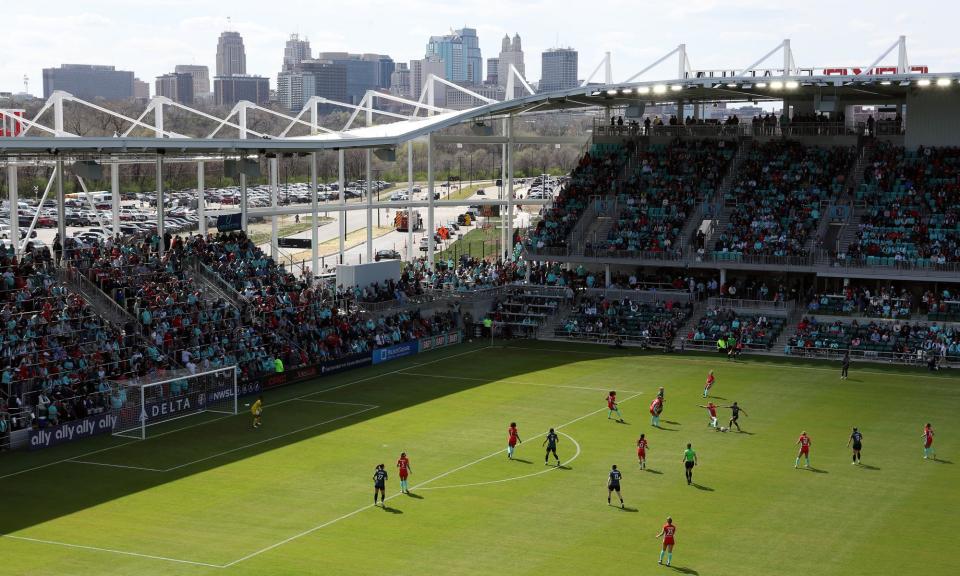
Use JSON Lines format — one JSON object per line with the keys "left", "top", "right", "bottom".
{"left": 636, "top": 86, "right": 650, "bottom": 94}
{"left": 670, "top": 84, "right": 682, "bottom": 92}
{"left": 881, "top": 80, "right": 892, "bottom": 85}
{"left": 726, "top": 83, "right": 738, "bottom": 88}
{"left": 653, "top": 84, "right": 667, "bottom": 94}
{"left": 770, "top": 81, "right": 784, "bottom": 90}
{"left": 112, "top": 366, "right": 238, "bottom": 440}
{"left": 756, "top": 82, "right": 768, "bottom": 88}
{"left": 621, "top": 88, "right": 634, "bottom": 95}
{"left": 606, "top": 89, "right": 618, "bottom": 95}
{"left": 917, "top": 78, "right": 931, "bottom": 87}
{"left": 785, "top": 80, "right": 799, "bottom": 89}
{"left": 936, "top": 78, "right": 952, "bottom": 87}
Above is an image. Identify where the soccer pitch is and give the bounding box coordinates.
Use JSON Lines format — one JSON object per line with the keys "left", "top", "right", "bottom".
{"left": 1, "top": 341, "right": 957, "bottom": 576}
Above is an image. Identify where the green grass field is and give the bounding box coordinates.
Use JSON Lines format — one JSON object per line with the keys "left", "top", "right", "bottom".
{"left": 1, "top": 341, "right": 957, "bottom": 576}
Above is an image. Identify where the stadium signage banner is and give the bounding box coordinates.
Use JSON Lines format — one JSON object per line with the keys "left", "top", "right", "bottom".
{"left": 419, "top": 331, "right": 460, "bottom": 352}
{"left": 372, "top": 341, "right": 419, "bottom": 365}
{"left": 29, "top": 413, "right": 117, "bottom": 450}
{"left": 141, "top": 386, "right": 232, "bottom": 423}
{"left": 320, "top": 353, "right": 373, "bottom": 375}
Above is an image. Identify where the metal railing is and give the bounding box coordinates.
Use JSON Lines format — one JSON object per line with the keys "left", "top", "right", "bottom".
{"left": 59, "top": 267, "right": 136, "bottom": 326}
{"left": 706, "top": 297, "right": 792, "bottom": 312}
{"left": 190, "top": 259, "right": 246, "bottom": 309}
{"left": 823, "top": 253, "right": 960, "bottom": 274}
{"left": 782, "top": 345, "right": 956, "bottom": 367}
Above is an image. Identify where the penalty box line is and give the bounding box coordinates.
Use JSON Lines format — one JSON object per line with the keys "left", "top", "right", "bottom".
{"left": 66, "top": 402, "right": 380, "bottom": 474}
{"left": 0, "top": 346, "right": 491, "bottom": 569}
{"left": 222, "top": 391, "right": 645, "bottom": 568}
{"left": 0, "top": 344, "right": 487, "bottom": 483}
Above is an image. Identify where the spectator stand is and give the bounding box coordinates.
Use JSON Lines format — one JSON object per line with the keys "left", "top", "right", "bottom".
{"left": 783, "top": 315, "right": 960, "bottom": 369}
{"left": 488, "top": 285, "right": 568, "bottom": 340}
{"left": 684, "top": 297, "right": 794, "bottom": 354}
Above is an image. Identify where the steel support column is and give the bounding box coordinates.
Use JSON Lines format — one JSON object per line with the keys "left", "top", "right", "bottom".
{"left": 56, "top": 158, "right": 66, "bottom": 264}
{"left": 156, "top": 155, "right": 164, "bottom": 258}
{"left": 310, "top": 152, "right": 319, "bottom": 276}
{"left": 506, "top": 115, "right": 514, "bottom": 260}
{"left": 406, "top": 140, "right": 414, "bottom": 261}
{"left": 111, "top": 158, "right": 121, "bottom": 237}
{"left": 270, "top": 157, "right": 279, "bottom": 258}
{"left": 197, "top": 161, "right": 206, "bottom": 236}
{"left": 7, "top": 164, "right": 18, "bottom": 258}
{"left": 366, "top": 149, "right": 373, "bottom": 262}
{"left": 427, "top": 132, "right": 435, "bottom": 267}
{"left": 338, "top": 149, "right": 346, "bottom": 264}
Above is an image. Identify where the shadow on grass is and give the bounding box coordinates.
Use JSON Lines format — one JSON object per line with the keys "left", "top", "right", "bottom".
{"left": 806, "top": 467, "right": 828, "bottom": 474}
{"left": 691, "top": 483, "right": 714, "bottom": 491}
{"left": 619, "top": 506, "right": 639, "bottom": 512}
{"left": 1, "top": 341, "right": 662, "bottom": 536}
{"left": 510, "top": 458, "right": 533, "bottom": 464}
{"left": 405, "top": 492, "right": 425, "bottom": 499}
{"left": 645, "top": 469, "right": 663, "bottom": 475}
{"left": 859, "top": 464, "right": 881, "bottom": 471}
{"left": 663, "top": 420, "right": 681, "bottom": 426}
{"left": 670, "top": 566, "right": 699, "bottom": 575}
{"left": 933, "top": 458, "right": 952, "bottom": 464}
{"left": 381, "top": 505, "right": 403, "bottom": 514}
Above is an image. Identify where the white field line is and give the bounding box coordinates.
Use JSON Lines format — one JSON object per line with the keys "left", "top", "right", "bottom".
{"left": 505, "top": 345, "right": 960, "bottom": 381}
{"left": 223, "top": 391, "right": 644, "bottom": 568}
{"left": 294, "top": 399, "right": 379, "bottom": 408}
{"left": 160, "top": 405, "right": 380, "bottom": 473}
{"left": 418, "top": 431, "right": 581, "bottom": 491}
{"left": 396, "top": 371, "right": 642, "bottom": 393}
{"left": 0, "top": 345, "right": 488, "bottom": 482}
{"left": 66, "top": 460, "right": 166, "bottom": 472}
{"left": 0, "top": 534, "right": 224, "bottom": 569}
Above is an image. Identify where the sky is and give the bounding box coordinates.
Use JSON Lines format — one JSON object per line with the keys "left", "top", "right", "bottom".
{"left": 0, "top": 0, "right": 952, "bottom": 96}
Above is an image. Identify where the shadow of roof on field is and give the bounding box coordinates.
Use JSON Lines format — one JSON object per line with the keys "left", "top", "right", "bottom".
{"left": 0, "top": 339, "right": 648, "bottom": 536}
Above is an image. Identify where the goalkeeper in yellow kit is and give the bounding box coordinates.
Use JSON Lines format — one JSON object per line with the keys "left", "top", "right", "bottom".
{"left": 251, "top": 396, "right": 263, "bottom": 428}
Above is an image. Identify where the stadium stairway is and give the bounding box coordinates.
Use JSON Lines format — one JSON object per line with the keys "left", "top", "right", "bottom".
{"left": 57, "top": 266, "right": 136, "bottom": 328}
{"left": 674, "top": 297, "right": 709, "bottom": 350}
{"left": 188, "top": 258, "right": 247, "bottom": 312}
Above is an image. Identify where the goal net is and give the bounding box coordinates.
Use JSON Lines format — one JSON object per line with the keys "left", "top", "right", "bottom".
{"left": 111, "top": 366, "right": 238, "bottom": 440}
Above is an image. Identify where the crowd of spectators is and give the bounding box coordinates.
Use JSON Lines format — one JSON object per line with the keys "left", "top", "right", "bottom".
{"left": 686, "top": 308, "right": 785, "bottom": 350}
{"left": 846, "top": 145, "right": 960, "bottom": 265}
{"left": 717, "top": 141, "right": 855, "bottom": 258}
{"left": 527, "top": 146, "right": 628, "bottom": 250}
{"left": 1, "top": 243, "right": 159, "bottom": 433}
{"left": 559, "top": 296, "right": 691, "bottom": 344}
{"left": 786, "top": 316, "right": 959, "bottom": 363}
{"left": 589, "top": 140, "right": 735, "bottom": 256}
{"left": 806, "top": 284, "right": 914, "bottom": 319}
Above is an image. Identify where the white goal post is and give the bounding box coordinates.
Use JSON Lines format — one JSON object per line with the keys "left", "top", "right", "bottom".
{"left": 111, "top": 366, "right": 238, "bottom": 440}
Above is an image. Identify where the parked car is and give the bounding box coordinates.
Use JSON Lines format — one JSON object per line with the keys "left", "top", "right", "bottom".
{"left": 374, "top": 249, "right": 401, "bottom": 261}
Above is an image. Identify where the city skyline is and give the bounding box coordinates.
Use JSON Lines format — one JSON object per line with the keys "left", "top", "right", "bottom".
{"left": 1, "top": 0, "right": 952, "bottom": 98}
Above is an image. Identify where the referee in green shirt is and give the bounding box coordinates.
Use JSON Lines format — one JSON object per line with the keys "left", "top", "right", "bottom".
{"left": 682, "top": 443, "right": 698, "bottom": 485}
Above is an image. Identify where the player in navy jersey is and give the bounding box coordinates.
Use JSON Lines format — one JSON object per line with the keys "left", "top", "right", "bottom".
{"left": 543, "top": 428, "right": 560, "bottom": 466}
{"left": 373, "top": 464, "right": 388, "bottom": 506}
{"left": 607, "top": 464, "right": 624, "bottom": 508}
{"left": 847, "top": 427, "right": 863, "bottom": 465}
{"left": 723, "top": 401, "right": 747, "bottom": 431}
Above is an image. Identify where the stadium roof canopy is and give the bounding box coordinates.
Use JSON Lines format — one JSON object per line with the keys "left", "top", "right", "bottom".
{"left": 1, "top": 35, "right": 955, "bottom": 157}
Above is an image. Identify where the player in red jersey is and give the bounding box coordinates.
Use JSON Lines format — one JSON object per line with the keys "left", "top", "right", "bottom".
{"left": 703, "top": 370, "right": 715, "bottom": 398}
{"left": 396, "top": 452, "right": 412, "bottom": 494}
{"left": 507, "top": 422, "right": 521, "bottom": 459}
{"left": 699, "top": 402, "right": 719, "bottom": 428}
{"left": 795, "top": 431, "right": 812, "bottom": 468}
{"left": 637, "top": 434, "right": 649, "bottom": 469}
{"left": 922, "top": 423, "right": 936, "bottom": 460}
{"left": 656, "top": 516, "right": 677, "bottom": 566}
{"left": 650, "top": 396, "right": 663, "bottom": 427}
{"left": 607, "top": 390, "right": 624, "bottom": 423}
